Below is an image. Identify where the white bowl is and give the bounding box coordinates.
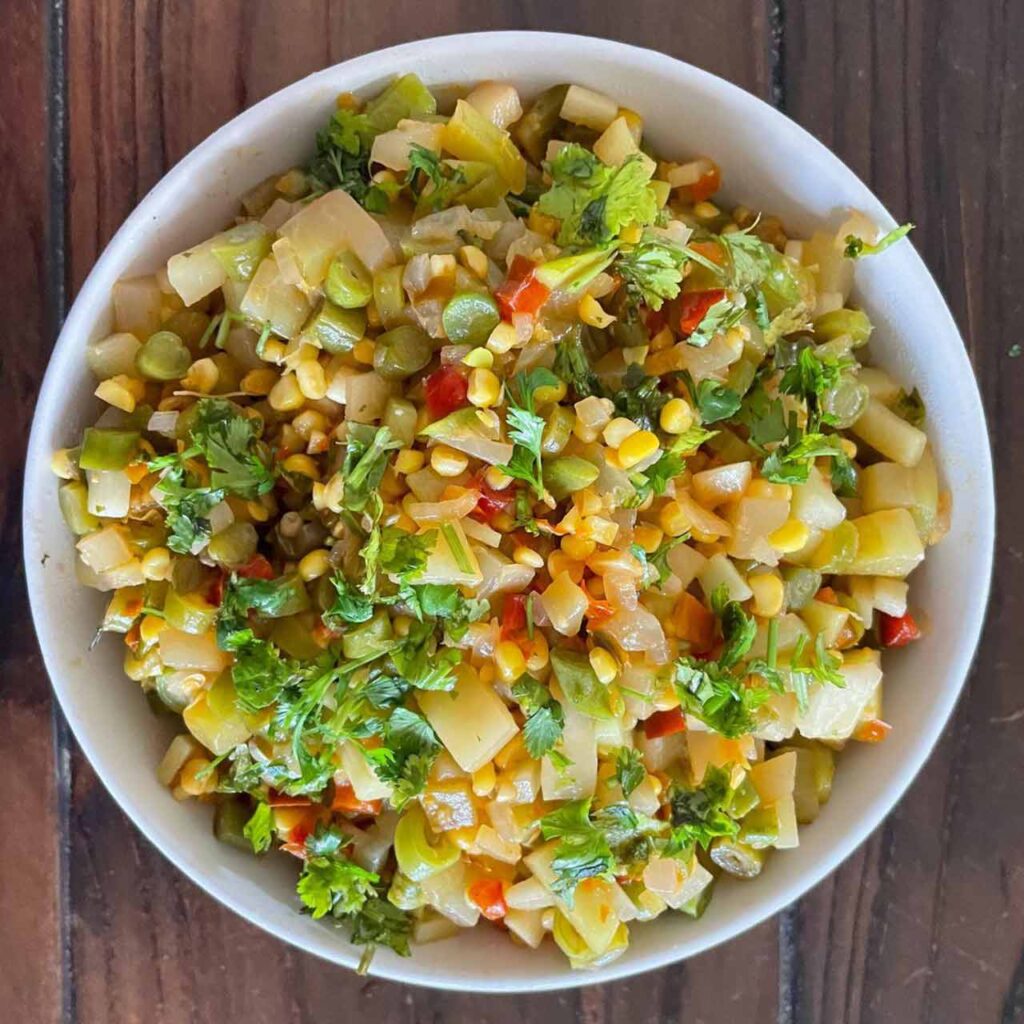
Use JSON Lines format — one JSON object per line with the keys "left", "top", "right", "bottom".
{"left": 24, "top": 31, "right": 994, "bottom": 992}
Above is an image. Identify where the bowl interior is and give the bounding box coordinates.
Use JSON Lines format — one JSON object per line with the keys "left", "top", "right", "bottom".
{"left": 24, "top": 32, "right": 993, "bottom": 992}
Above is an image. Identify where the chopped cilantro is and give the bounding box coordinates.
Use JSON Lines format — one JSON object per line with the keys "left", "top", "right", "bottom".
{"left": 843, "top": 222, "right": 913, "bottom": 259}
{"left": 512, "top": 675, "right": 565, "bottom": 759}
{"left": 497, "top": 368, "right": 561, "bottom": 499}
{"left": 242, "top": 801, "right": 274, "bottom": 854}
{"left": 613, "top": 746, "right": 646, "bottom": 797}
{"left": 615, "top": 235, "right": 688, "bottom": 310}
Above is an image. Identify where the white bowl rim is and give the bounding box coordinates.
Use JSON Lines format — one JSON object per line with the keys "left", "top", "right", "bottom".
{"left": 24, "top": 30, "right": 995, "bottom": 993}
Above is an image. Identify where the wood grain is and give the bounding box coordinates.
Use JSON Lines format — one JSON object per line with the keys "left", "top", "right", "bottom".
{"left": 63, "top": 3, "right": 779, "bottom": 1023}
{"left": 0, "top": 3, "right": 63, "bottom": 1023}
{"left": 783, "top": 2, "right": 1024, "bottom": 1022}
{"left": 0, "top": 0, "right": 1016, "bottom": 1021}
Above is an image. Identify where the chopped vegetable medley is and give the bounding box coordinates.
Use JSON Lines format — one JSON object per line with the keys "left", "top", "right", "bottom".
{"left": 54, "top": 75, "right": 943, "bottom": 973}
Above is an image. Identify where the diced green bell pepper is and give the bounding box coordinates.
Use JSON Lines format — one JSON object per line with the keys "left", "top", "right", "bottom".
{"left": 300, "top": 301, "right": 367, "bottom": 354}
{"left": 79, "top": 427, "right": 140, "bottom": 471}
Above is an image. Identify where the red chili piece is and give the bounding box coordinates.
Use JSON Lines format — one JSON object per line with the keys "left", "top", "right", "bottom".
{"left": 424, "top": 365, "right": 469, "bottom": 419}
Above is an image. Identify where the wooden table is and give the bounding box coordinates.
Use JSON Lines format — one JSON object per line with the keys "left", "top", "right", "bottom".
{"left": 3, "top": 3, "right": 1020, "bottom": 1022}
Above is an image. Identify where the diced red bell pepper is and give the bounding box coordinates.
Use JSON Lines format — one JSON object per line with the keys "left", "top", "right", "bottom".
{"left": 501, "top": 593, "right": 527, "bottom": 641}
{"left": 677, "top": 289, "right": 726, "bottom": 335}
{"left": 643, "top": 707, "right": 687, "bottom": 739}
{"left": 815, "top": 586, "right": 839, "bottom": 605}
{"left": 471, "top": 473, "right": 514, "bottom": 524}
{"left": 331, "top": 783, "right": 382, "bottom": 817}
{"left": 425, "top": 365, "right": 469, "bottom": 419}
{"left": 203, "top": 570, "right": 226, "bottom": 607}
{"left": 467, "top": 878, "right": 508, "bottom": 921}
{"left": 853, "top": 718, "right": 892, "bottom": 743}
{"left": 495, "top": 256, "right": 550, "bottom": 320}
{"left": 686, "top": 162, "right": 722, "bottom": 204}
{"left": 585, "top": 597, "right": 616, "bottom": 626}
{"left": 236, "top": 553, "right": 276, "bottom": 580}
{"left": 878, "top": 611, "right": 921, "bottom": 648}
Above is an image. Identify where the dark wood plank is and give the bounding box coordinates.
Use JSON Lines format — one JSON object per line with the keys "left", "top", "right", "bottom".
{"left": 783, "top": 2, "right": 1024, "bottom": 1022}
{"left": 63, "top": 2, "right": 779, "bottom": 1021}
{"left": 0, "top": 2, "right": 64, "bottom": 1022}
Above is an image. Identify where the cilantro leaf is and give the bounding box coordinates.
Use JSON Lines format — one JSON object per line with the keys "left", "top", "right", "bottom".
{"left": 512, "top": 675, "right": 565, "bottom": 759}
{"left": 539, "top": 799, "right": 615, "bottom": 900}
{"left": 497, "top": 368, "right": 560, "bottom": 499}
{"left": 348, "top": 895, "right": 413, "bottom": 964}
{"left": 323, "top": 575, "right": 376, "bottom": 627}
{"left": 788, "top": 633, "right": 845, "bottom": 711}
{"left": 682, "top": 372, "right": 743, "bottom": 425}
{"left": 613, "top": 746, "right": 646, "bottom": 797}
{"left": 719, "top": 228, "right": 777, "bottom": 291}
{"left": 737, "top": 384, "right": 788, "bottom": 449}
{"left": 306, "top": 108, "right": 388, "bottom": 210}
{"left": 391, "top": 620, "right": 462, "bottom": 691}
{"left": 297, "top": 844, "right": 379, "bottom": 920}
{"left": 553, "top": 327, "right": 603, "bottom": 398}
{"left": 371, "top": 706, "right": 442, "bottom": 809}
{"left": 843, "top": 222, "right": 913, "bottom": 259}
{"left": 892, "top": 387, "right": 926, "bottom": 427}
{"left": 612, "top": 363, "right": 669, "bottom": 431}
{"left": 189, "top": 399, "right": 275, "bottom": 499}
{"left": 615, "top": 235, "right": 687, "bottom": 310}
{"left": 538, "top": 145, "right": 659, "bottom": 247}
{"left": 717, "top": 596, "right": 757, "bottom": 669}
{"left": 242, "top": 801, "right": 274, "bottom": 854}
{"left": 674, "top": 657, "right": 778, "bottom": 738}
{"left": 339, "top": 424, "right": 402, "bottom": 515}
{"left": 665, "top": 765, "right": 740, "bottom": 850}
{"left": 405, "top": 144, "right": 467, "bottom": 211}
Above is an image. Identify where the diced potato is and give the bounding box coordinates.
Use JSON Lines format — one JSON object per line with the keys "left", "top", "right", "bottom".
{"left": 422, "top": 780, "right": 478, "bottom": 832}
{"left": 182, "top": 674, "right": 252, "bottom": 755}
{"left": 559, "top": 85, "right": 619, "bottom": 132}
{"left": 506, "top": 875, "right": 555, "bottom": 910}
{"left": 76, "top": 525, "right": 133, "bottom": 572}
{"left": 239, "top": 255, "right": 312, "bottom": 339}
{"left": 791, "top": 466, "right": 846, "bottom": 530}
{"left": 419, "top": 669, "right": 518, "bottom": 773}
{"left": 666, "top": 542, "right": 708, "bottom": 589}
{"left": 340, "top": 741, "right": 393, "bottom": 802}
{"left": 727, "top": 496, "right": 790, "bottom": 563}
{"left": 158, "top": 628, "right": 232, "bottom": 673}
{"left": 541, "top": 571, "right": 588, "bottom": 636}
{"left": 697, "top": 552, "right": 752, "bottom": 602}
{"left": 687, "top": 730, "right": 755, "bottom": 783}
{"left": 167, "top": 240, "right": 227, "bottom": 306}
{"left": 750, "top": 751, "right": 797, "bottom": 804}
{"left": 465, "top": 81, "right": 523, "bottom": 130}
{"left": 873, "top": 577, "right": 909, "bottom": 616}
{"left": 541, "top": 700, "right": 597, "bottom": 800}
{"left": 796, "top": 648, "right": 882, "bottom": 741}
{"left": 505, "top": 908, "right": 546, "bottom": 948}
{"left": 860, "top": 449, "right": 939, "bottom": 539}
{"left": 692, "top": 461, "right": 752, "bottom": 507}
{"left": 676, "top": 491, "right": 733, "bottom": 538}
{"left": 772, "top": 794, "right": 799, "bottom": 849}
{"left": 593, "top": 116, "right": 639, "bottom": 166}
{"left": 474, "top": 824, "right": 520, "bottom": 865}
{"left": 156, "top": 734, "right": 204, "bottom": 787}
{"left": 851, "top": 397, "right": 927, "bottom": 467}
{"left": 848, "top": 508, "right": 925, "bottom": 577}
{"left": 369, "top": 119, "right": 445, "bottom": 171}
{"left": 112, "top": 276, "right": 163, "bottom": 338}
{"left": 419, "top": 859, "right": 480, "bottom": 927}
{"left": 418, "top": 520, "right": 482, "bottom": 588}
{"left": 857, "top": 366, "right": 902, "bottom": 403}
{"left": 799, "top": 599, "right": 851, "bottom": 648}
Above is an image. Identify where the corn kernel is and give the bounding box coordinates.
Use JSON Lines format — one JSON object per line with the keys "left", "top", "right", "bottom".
{"left": 634, "top": 524, "right": 664, "bottom": 553}
{"left": 525, "top": 632, "right": 550, "bottom": 673}
{"left": 694, "top": 200, "right": 720, "bottom": 219}
{"left": 603, "top": 417, "right": 640, "bottom": 448}
{"left": 468, "top": 367, "right": 501, "bottom": 408}
{"left": 430, "top": 444, "right": 469, "bottom": 477}
{"left": 691, "top": 528, "right": 719, "bottom": 544}
{"left": 578, "top": 293, "right": 616, "bottom": 329}
{"left": 484, "top": 465, "right": 513, "bottom": 490}
{"left": 768, "top": 519, "right": 810, "bottom": 553}
{"left": 182, "top": 358, "right": 219, "bottom": 394}
{"left": 462, "top": 346, "right": 494, "bottom": 369}
{"left": 513, "top": 545, "right": 544, "bottom": 569}
{"left": 749, "top": 572, "right": 785, "bottom": 617}
{"left": 298, "top": 548, "right": 330, "bottom": 581}
{"left": 617, "top": 429, "right": 660, "bottom": 469}
{"left": 141, "top": 546, "right": 171, "bottom": 581}
{"left": 247, "top": 499, "right": 272, "bottom": 523}
{"left": 282, "top": 454, "right": 320, "bottom": 480}
{"left": 747, "top": 479, "right": 793, "bottom": 501}
{"left": 486, "top": 321, "right": 519, "bottom": 354}
{"left": 561, "top": 534, "right": 596, "bottom": 561}
{"left": 534, "top": 379, "right": 567, "bottom": 405}
{"left": 139, "top": 614, "right": 166, "bottom": 645}
{"left": 840, "top": 438, "right": 858, "bottom": 459}
{"left": 241, "top": 368, "right": 277, "bottom": 396}
{"left": 472, "top": 762, "right": 497, "bottom": 798}
{"left": 589, "top": 647, "right": 619, "bottom": 685}
{"left": 587, "top": 548, "right": 643, "bottom": 576}
{"left": 395, "top": 448, "right": 425, "bottom": 475}
{"left": 579, "top": 515, "right": 619, "bottom": 546}
{"left": 261, "top": 339, "right": 286, "bottom": 364}
{"left": 430, "top": 253, "right": 457, "bottom": 278}
{"left": 660, "top": 397, "right": 695, "bottom": 435}
{"left": 267, "top": 374, "right": 304, "bottom": 411}
{"left": 659, "top": 499, "right": 692, "bottom": 538}
{"left": 95, "top": 378, "right": 137, "bottom": 413}
{"left": 296, "top": 360, "right": 328, "bottom": 401}
{"left": 528, "top": 207, "right": 559, "bottom": 238}
{"left": 459, "top": 244, "right": 489, "bottom": 280}
{"left": 572, "top": 421, "right": 600, "bottom": 444}
{"left": 291, "top": 409, "right": 328, "bottom": 440}
{"left": 352, "top": 339, "right": 375, "bottom": 365}
{"left": 547, "top": 550, "right": 584, "bottom": 583}
{"left": 179, "top": 758, "right": 216, "bottom": 796}
{"left": 577, "top": 489, "right": 602, "bottom": 517}
{"left": 494, "top": 640, "right": 527, "bottom": 684}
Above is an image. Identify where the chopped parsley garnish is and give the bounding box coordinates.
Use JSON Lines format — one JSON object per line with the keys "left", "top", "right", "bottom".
{"left": 612, "top": 746, "right": 646, "bottom": 797}
{"left": 512, "top": 675, "right": 566, "bottom": 760}
{"left": 498, "top": 368, "right": 561, "bottom": 499}
{"left": 665, "top": 765, "right": 740, "bottom": 851}
{"left": 615, "top": 234, "right": 688, "bottom": 310}
{"left": 688, "top": 297, "right": 747, "bottom": 348}
{"left": 405, "top": 144, "right": 467, "bottom": 211}
{"left": 306, "top": 108, "right": 391, "bottom": 212}
{"left": 242, "top": 801, "right": 273, "bottom": 854}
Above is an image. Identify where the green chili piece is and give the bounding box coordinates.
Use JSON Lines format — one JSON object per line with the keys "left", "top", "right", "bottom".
{"left": 373, "top": 325, "right": 434, "bottom": 380}
{"left": 300, "top": 301, "right": 367, "bottom": 355}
